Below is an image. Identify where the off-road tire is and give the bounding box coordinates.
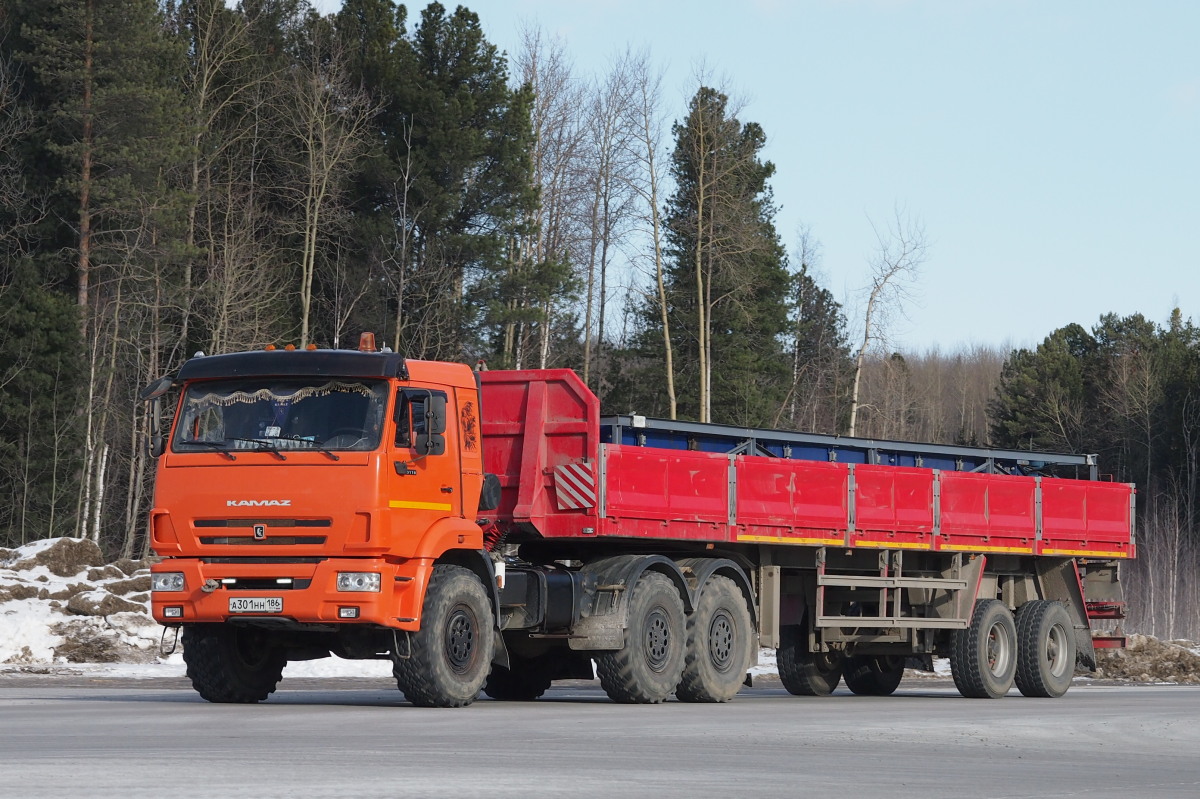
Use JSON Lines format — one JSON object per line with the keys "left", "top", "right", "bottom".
{"left": 676, "top": 575, "right": 754, "bottom": 703}
{"left": 596, "top": 571, "right": 685, "bottom": 704}
{"left": 483, "top": 656, "right": 555, "bottom": 701}
{"left": 393, "top": 564, "right": 495, "bottom": 708}
{"left": 843, "top": 654, "right": 905, "bottom": 696}
{"left": 950, "top": 599, "right": 1017, "bottom": 698}
{"left": 182, "top": 624, "right": 285, "bottom": 704}
{"left": 1014, "top": 600, "right": 1075, "bottom": 698}
{"left": 777, "top": 624, "right": 843, "bottom": 696}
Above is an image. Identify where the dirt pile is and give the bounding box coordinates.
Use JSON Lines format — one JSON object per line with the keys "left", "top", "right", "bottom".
{"left": 1093, "top": 634, "right": 1200, "bottom": 683}
{"left": 1, "top": 538, "right": 161, "bottom": 664}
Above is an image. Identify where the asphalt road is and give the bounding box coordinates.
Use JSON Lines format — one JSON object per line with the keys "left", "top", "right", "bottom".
{"left": 2, "top": 675, "right": 1198, "bottom": 799}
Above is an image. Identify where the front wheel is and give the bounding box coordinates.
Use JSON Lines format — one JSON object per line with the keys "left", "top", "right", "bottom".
{"left": 676, "top": 575, "right": 754, "bottom": 703}
{"left": 182, "top": 624, "right": 285, "bottom": 703}
{"left": 1014, "top": 600, "right": 1076, "bottom": 698}
{"left": 393, "top": 564, "right": 495, "bottom": 708}
{"left": 950, "top": 599, "right": 1017, "bottom": 698}
{"left": 596, "top": 571, "right": 685, "bottom": 703}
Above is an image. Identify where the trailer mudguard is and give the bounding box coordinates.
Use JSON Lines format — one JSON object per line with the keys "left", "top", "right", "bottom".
{"left": 673, "top": 556, "right": 757, "bottom": 627}
{"left": 1035, "top": 557, "right": 1097, "bottom": 669}
{"left": 568, "top": 554, "right": 692, "bottom": 651}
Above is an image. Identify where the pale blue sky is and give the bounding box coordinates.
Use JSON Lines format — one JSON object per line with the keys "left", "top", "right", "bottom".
{"left": 315, "top": 1, "right": 1199, "bottom": 354}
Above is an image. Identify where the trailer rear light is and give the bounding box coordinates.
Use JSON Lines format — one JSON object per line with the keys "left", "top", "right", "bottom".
{"left": 152, "top": 573, "right": 185, "bottom": 592}
{"left": 163, "top": 606, "right": 183, "bottom": 619}
{"left": 337, "top": 572, "right": 381, "bottom": 592}
{"left": 338, "top": 606, "right": 360, "bottom": 619}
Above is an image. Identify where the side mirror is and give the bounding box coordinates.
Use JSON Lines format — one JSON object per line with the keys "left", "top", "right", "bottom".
{"left": 426, "top": 394, "right": 447, "bottom": 435}
{"left": 415, "top": 394, "right": 447, "bottom": 455}
{"left": 140, "top": 376, "right": 174, "bottom": 458}
{"left": 139, "top": 375, "right": 174, "bottom": 401}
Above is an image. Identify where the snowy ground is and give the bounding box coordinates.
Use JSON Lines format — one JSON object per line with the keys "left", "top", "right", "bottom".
{"left": 2, "top": 537, "right": 1193, "bottom": 684}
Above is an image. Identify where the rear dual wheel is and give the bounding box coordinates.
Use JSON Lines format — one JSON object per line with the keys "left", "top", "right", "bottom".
{"left": 950, "top": 599, "right": 1017, "bottom": 698}
{"left": 182, "top": 624, "right": 286, "bottom": 703}
{"left": 1014, "top": 600, "right": 1075, "bottom": 698}
{"left": 677, "top": 576, "right": 755, "bottom": 703}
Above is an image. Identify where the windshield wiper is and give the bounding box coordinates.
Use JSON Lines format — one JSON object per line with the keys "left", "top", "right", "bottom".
{"left": 182, "top": 440, "right": 237, "bottom": 460}
{"left": 303, "top": 437, "right": 341, "bottom": 461}
{"left": 228, "top": 437, "right": 288, "bottom": 460}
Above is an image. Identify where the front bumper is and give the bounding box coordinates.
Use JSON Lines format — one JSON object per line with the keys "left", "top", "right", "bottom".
{"left": 150, "top": 557, "right": 431, "bottom": 630}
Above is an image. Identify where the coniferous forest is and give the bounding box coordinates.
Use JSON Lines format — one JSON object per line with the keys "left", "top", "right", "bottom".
{"left": 1, "top": 1, "right": 1197, "bottom": 636}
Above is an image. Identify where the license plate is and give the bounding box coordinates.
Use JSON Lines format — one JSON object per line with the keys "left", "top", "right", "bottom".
{"left": 228, "top": 597, "right": 283, "bottom": 614}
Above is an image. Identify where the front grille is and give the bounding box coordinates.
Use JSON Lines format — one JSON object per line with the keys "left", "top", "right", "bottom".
{"left": 201, "top": 556, "right": 327, "bottom": 565}
{"left": 195, "top": 519, "right": 332, "bottom": 528}
{"left": 199, "top": 536, "right": 327, "bottom": 546}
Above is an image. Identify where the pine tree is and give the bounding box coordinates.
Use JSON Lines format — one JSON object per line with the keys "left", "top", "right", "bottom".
{"left": 649, "top": 86, "right": 791, "bottom": 426}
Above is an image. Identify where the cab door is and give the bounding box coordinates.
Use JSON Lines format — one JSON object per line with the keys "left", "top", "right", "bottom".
{"left": 386, "top": 388, "right": 460, "bottom": 543}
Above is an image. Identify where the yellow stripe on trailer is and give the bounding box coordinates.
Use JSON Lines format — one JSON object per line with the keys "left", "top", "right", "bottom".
{"left": 1041, "top": 547, "right": 1130, "bottom": 558}
{"left": 736, "top": 534, "right": 845, "bottom": 546}
{"left": 939, "top": 544, "right": 1034, "bottom": 554}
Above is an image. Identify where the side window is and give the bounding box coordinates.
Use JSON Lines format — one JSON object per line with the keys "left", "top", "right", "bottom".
{"left": 394, "top": 389, "right": 445, "bottom": 448}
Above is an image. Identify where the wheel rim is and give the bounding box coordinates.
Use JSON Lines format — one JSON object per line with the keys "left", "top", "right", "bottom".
{"left": 708, "top": 609, "right": 735, "bottom": 672}
{"left": 1045, "top": 620, "right": 1071, "bottom": 677}
{"left": 445, "top": 604, "right": 478, "bottom": 674}
{"left": 985, "top": 619, "right": 1013, "bottom": 677}
{"left": 644, "top": 606, "right": 672, "bottom": 673}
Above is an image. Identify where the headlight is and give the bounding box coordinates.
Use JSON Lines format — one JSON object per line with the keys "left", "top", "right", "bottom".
{"left": 337, "top": 572, "right": 381, "bottom": 592}
{"left": 152, "top": 572, "right": 185, "bottom": 592}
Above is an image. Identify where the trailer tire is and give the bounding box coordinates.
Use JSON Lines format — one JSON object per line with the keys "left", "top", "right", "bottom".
{"left": 393, "top": 564, "right": 495, "bottom": 708}
{"left": 676, "top": 575, "right": 754, "bottom": 703}
{"left": 950, "top": 599, "right": 1017, "bottom": 698}
{"left": 1014, "top": 600, "right": 1075, "bottom": 698}
{"left": 483, "top": 657, "right": 555, "bottom": 701}
{"left": 596, "top": 571, "right": 685, "bottom": 703}
{"left": 182, "top": 624, "right": 285, "bottom": 704}
{"left": 843, "top": 654, "right": 905, "bottom": 696}
{"left": 777, "top": 624, "right": 843, "bottom": 696}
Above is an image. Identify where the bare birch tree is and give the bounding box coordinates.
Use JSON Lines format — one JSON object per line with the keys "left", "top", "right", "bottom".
{"left": 848, "top": 207, "right": 927, "bottom": 436}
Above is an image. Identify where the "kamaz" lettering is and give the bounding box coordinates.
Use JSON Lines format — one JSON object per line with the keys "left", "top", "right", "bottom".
{"left": 226, "top": 499, "right": 292, "bottom": 507}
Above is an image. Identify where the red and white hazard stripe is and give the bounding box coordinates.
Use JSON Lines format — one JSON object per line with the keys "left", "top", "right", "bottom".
{"left": 553, "top": 462, "right": 596, "bottom": 510}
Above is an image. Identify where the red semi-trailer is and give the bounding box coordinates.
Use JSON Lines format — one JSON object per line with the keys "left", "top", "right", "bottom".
{"left": 145, "top": 343, "right": 1133, "bottom": 706}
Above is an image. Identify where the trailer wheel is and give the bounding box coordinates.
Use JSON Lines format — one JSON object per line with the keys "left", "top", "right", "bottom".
{"left": 777, "top": 624, "right": 843, "bottom": 696}
{"left": 950, "top": 599, "right": 1017, "bottom": 698}
{"left": 182, "top": 624, "right": 285, "bottom": 703}
{"left": 393, "top": 564, "right": 495, "bottom": 708}
{"left": 1014, "top": 600, "right": 1075, "bottom": 698}
{"left": 676, "top": 575, "right": 754, "bottom": 703}
{"left": 483, "top": 656, "right": 555, "bottom": 701}
{"left": 596, "top": 571, "right": 685, "bottom": 703}
{"left": 843, "top": 654, "right": 905, "bottom": 696}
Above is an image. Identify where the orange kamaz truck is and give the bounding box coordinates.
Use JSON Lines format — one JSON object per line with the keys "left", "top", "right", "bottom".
{"left": 143, "top": 336, "right": 1133, "bottom": 706}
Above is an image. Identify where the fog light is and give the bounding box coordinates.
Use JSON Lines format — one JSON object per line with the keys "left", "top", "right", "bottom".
{"left": 163, "top": 606, "right": 183, "bottom": 618}
{"left": 152, "top": 572, "right": 185, "bottom": 592}
{"left": 336, "top": 572, "right": 381, "bottom": 592}
{"left": 338, "top": 606, "right": 360, "bottom": 619}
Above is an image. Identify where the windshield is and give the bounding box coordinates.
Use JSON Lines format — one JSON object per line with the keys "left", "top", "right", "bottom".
{"left": 173, "top": 378, "right": 389, "bottom": 453}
